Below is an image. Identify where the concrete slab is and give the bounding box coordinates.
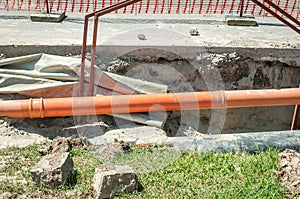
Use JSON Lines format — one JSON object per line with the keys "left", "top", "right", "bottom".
{"left": 30, "top": 12, "right": 66, "bottom": 23}
{"left": 168, "top": 130, "right": 300, "bottom": 153}
{"left": 88, "top": 125, "right": 168, "bottom": 146}
{"left": 0, "top": 134, "right": 47, "bottom": 150}
{"left": 225, "top": 15, "right": 257, "bottom": 26}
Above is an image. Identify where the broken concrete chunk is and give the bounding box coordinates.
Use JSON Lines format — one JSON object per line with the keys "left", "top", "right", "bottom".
{"left": 137, "top": 34, "right": 146, "bottom": 40}
{"left": 190, "top": 28, "right": 200, "bottom": 36}
{"left": 225, "top": 15, "right": 257, "bottom": 26}
{"left": 30, "top": 152, "right": 73, "bottom": 188}
{"left": 88, "top": 125, "right": 168, "bottom": 146}
{"left": 30, "top": 12, "right": 66, "bottom": 23}
{"left": 93, "top": 165, "right": 138, "bottom": 198}
{"left": 278, "top": 149, "right": 300, "bottom": 195}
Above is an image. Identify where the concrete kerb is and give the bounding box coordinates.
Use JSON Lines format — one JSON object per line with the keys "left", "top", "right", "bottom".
{"left": 168, "top": 130, "right": 300, "bottom": 153}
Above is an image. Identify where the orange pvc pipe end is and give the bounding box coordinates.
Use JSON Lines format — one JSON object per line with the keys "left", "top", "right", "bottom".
{"left": 0, "top": 88, "right": 300, "bottom": 118}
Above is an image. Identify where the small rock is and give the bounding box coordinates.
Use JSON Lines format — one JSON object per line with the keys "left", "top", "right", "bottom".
{"left": 92, "top": 165, "right": 138, "bottom": 198}
{"left": 52, "top": 139, "right": 70, "bottom": 153}
{"left": 176, "top": 126, "right": 205, "bottom": 137}
{"left": 106, "top": 59, "right": 130, "bottom": 73}
{"left": 38, "top": 123, "right": 47, "bottom": 128}
{"left": 115, "top": 140, "right": 131, "bottom": 152}
{"left": 137, "top": 34, "right": 146, "bottom": 40}
{"left": 10, "top": 155, "right": 18, "bottom": 160}
{"left": 30, "top": 152, "right": 73, "bottom": 188}
{"left": 39, "top": 137, "right": 89, "bottom": 155}
{"left": 190, "top": 28, "right": 200, "bottom": 36}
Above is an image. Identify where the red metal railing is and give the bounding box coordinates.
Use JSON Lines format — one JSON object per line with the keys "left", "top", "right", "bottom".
{"left": 251, "top": 0, "right": 300, "bottom": 34}
{"left": 78, "top": 0, "right": 300, "bottom": 98}
{"left": 79, "top": 0, "right": 142, "bottom": 97}
{"left": 1, "top": 0, "right": 300, "bottom": 19}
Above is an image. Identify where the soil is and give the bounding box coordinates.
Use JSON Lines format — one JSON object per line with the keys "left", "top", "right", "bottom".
{"left": 38, "top": 137, "right": 91, "bottom": 155}
{"left": 278, "top": 149, "right": 300, "bottom": 198}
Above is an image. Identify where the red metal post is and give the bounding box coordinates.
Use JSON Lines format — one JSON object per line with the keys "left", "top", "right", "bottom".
{"left": 291, "top": 85, "right": 300, "bottom": 130}
{"left": 251, "top": 0, "right": 300, "bottom": 34}
{"left": 79, "top": 0, "right": 143, "bottom": 97}
{"left": 88, "top": 16, "right": 99, "bottom": 96}
{"left": 79, "top": 16, "right": 89, "bottom": 96}
{"left": 264, "top": 0, "right": 300, "bottom": 26}
{"left": 291, "top": 104, "right": 299, "bottom": 130}
{"left": 240, "top": 0, "right": 244, "bottom": 17}
{"left": 45, "top": 0, "right": 50, "bottom": 13}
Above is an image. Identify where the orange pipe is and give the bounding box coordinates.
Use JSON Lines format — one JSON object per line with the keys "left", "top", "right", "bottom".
{"left": 1, "top": 88, "right": 300, "bottom": 119}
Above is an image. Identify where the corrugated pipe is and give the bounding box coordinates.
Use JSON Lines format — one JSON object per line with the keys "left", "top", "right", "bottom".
{"left": 0, "top": 88, "right": 300, "bottom": 119}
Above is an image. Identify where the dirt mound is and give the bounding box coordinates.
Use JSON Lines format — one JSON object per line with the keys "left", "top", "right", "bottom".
{"left": 39, "top": 137, "right": 91, "bottom": 155}
{"left": 278, "top": 149, "right": 300, "bottom": 198}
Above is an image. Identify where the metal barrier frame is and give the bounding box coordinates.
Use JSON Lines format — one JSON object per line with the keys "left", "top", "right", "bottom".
{"left": 79, "top": 0, "right": 143, "bottom": 97}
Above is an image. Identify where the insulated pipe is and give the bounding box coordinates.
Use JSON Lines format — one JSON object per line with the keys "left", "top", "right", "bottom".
{"left": 0, "top": 88, "right": 300, "bottom": 119}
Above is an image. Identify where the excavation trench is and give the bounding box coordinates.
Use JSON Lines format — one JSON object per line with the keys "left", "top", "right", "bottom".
{"left": 96, "top": 46, "right": 300, "bottom": 136}
{"left": 0, "top": 46, "right": 299, "bottom": 139}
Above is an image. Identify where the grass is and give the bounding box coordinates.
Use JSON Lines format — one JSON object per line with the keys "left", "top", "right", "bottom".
{"left": 0, "top": 144, "right": 289, "bottom": 198}
{"left": 0, "top": 144, "right": 101, "bottom": 198}
{"left": 115, "top": 148, "right": 288, "bottom": 198}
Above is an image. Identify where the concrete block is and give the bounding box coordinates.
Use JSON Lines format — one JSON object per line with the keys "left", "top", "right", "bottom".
{"left": 93, "top": 165, "right": 138, "bottom": 198}
{"left": 30, "top": 152, "right": 73, "bottom": 188}
{"left": 225, "top": 15, "right": 257, "bottom": 27}
{"left": 30, "top": 12, "right": 66, "bottom": 23}
{"left": 88, "top": 125, "right": 168, "bottom": 146}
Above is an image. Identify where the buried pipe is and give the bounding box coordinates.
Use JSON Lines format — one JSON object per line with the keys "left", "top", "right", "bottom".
{"left": 0, "top": 88, "right": 300, "bottom": 119}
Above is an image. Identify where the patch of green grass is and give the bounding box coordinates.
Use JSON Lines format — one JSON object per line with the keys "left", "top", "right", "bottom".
{"left": 0, "top": 144, "right": 102, "bottom": 198}
{"left": 118, "top": 148, "right": 288, "bottom": 199}
{"left": 0, "top": 180, "right": 24, "bottom": 196}
{"left": 58, "top": 147, "right": 102, "bottom": 197}
{"left": 109, "top": 145, "right": 181, "bottom": 173}
{"left": 0, "top": 144, "right": 41, "bottom": 177}
{"left": 0, "top": 144, "right": 289, "bottom": 198}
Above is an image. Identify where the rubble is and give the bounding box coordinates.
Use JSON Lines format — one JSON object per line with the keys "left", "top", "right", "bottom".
{"left": 190, "top": 28, "right": 200, "bottom": 36}
{"left": 278, "top": 149, "right": 300, "bottom": 197}
{"left": 39, "top": 137, "right": 90, "bottom": 155}
{"left": 30, "top": 152, "right": 74, "bottom": 188}
{"left": 92, "top": 165, "right": 139, "bottom": 198}
{"left": 137, "top": 34, "right": 146, "bottom": 40}
{"left": 88, "top": 125, "right": 169, "bottom": 146}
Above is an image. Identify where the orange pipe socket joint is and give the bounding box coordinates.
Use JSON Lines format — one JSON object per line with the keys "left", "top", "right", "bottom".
{"left": 0, "top": 88, "right": 300, "bottom": 119}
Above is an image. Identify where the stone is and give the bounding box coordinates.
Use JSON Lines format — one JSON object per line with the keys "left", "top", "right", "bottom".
{"left": 190, "top": 28, "right": 200, "bottom": 36}
{"left": 0, "top": 134, "right": 47, "bottom": 150}
{"left": 30, "top": 152, "right": 73, "bottom": 188}
{"left": 278, "top": 149, "right": 300, "bottom": 195}
{"left": 39, "top": 137, "right": 90, "bottom": 155}
{"left": 93, "top": 165, "right": 138, "bottom": 198}
{"left": 88, "top": 125, "right": 168, "bottom": 146}
{"left": 225, "top": 15, "right": 257, "bottom": 26}
{"left": 30, "top": 12, "right": 66, "bottom": 23}
{"left": 137, "top": 34, "right": 146, "bottom": 40}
